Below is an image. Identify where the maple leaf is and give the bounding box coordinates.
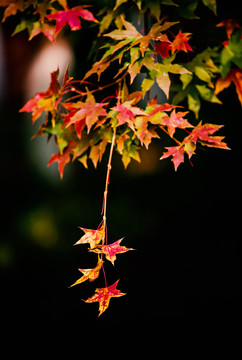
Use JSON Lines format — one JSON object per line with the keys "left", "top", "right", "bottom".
{"left": 1, "top": 0, "right": 30, "bottom": 22}
{"left": 112, "top": 102, "right": 147, "bottom": 130}
{"left": 160, "top": 146, "right": 185, "bottom": 171}
{"left": 188, "top": 122, "right": 230, "bottom": 149}
{"left": 90, "top": 238, "right": 134, "bottom": 265}
{"left": 46, "top": 6, "right": 98, "bottom": 35}
{"left": 146, "top": 98, "right": 178, "bottom": 117}
{"left": 84, "top": 280, "right": 126, "bottom": 316}
{"left": 89, "top": 138, "right": 110, "bottom": 168}
{"left": 121, "top": 144, "right": 141, "bottom": 168}
{"left": 134, "top": 116, "right": 159, "bottom": 149}
{"left": 70, "top": 258, "right": 104, "bottom": 287}
{"left": 47, "top": 141, "right": 73, "bottom": 179}
{"left": 215, "top": 68, "right": 242, "bottom": 106}
{"left": 161, "top": 109, "right": 193, "bottom": 137}
{"left": 28, "top": 22, "right": 56, "bottom": 44}
{"left": 104, "top": 15, "right": 141, "bottom": 40}
{"left": 216, "top": 19, "right": 240, "bottom": 39}
{"left": 171, "top": 30, "right": 193, "bottom": 54}
{"left": 133, "top": 20, "right": 177, "bottom": 56}
{"left": 74, "top": 225, "right": 104, "bottom": 249}
{"left": 64, "top": 95, "right": 108, "bottom": 138}
{"left": 20, "top": 69, "right": 61, "bottom": 123}
{"left": 154, "top": 34, "right": 171, "bottom": 59}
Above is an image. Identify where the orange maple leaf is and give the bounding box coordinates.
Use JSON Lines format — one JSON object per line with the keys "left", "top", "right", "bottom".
{"left": 215, "top": 68, "right": 242, "bottom": 106}
{"left": 90, "top": 238, "right": 134, "bottom": 265}
{"left": 171, "top": 30, "right": 193, "bottom": 54}
{"left": 216, "top": 19, "right": 240, "bottom": 39}
{"left": 84, "top": 280, "right": 126, "bottom": 316}
{"left": 70, "top": 257, "right": 104, "bottom": 287}
{"left": 74, "top": 225, "right": 104, "bottom": 249}
{"left": 64, "top": 97, "right": 108, "bottom": 137}
{"left": 1, "top": 0, "right": 30, "bottom": 22}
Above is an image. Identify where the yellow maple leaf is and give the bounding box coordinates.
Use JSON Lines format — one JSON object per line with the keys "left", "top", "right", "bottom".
{"left": 69, "top": 257, "right": 104, "bottom": 287}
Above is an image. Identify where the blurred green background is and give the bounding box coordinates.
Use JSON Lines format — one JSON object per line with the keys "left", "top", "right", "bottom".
{"left": 0, "top": 0, "right": 241, "bottom": 352}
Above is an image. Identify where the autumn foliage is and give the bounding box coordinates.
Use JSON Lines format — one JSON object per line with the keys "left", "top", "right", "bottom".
{"left": 1, "top": 0, "right": 241, "bottom": 315}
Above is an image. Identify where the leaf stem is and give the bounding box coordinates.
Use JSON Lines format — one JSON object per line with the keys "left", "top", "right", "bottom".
{"left": 100, "top": 125, "right": 116, "bottom": 288}
{"left": 144, "top": 10, "right": 151, "bottom": 102}
{"left": 102, "top": 262, "right": 108, "bottom": 288}
{"left": 102, "top": 126, "right": 117, "bottom": 245}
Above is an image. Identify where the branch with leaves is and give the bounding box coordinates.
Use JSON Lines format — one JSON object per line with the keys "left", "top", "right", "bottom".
{"left": 2, "top": 0, "right": 241, "bottom": 315}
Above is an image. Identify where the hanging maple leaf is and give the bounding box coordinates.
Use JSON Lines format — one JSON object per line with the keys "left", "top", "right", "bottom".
{"left": 70, "top": 257, "right": 104, "bottom": 287}
{"left": 160, "top": 146, "right": 185, "bottom": 171}
{"left": 74, "top": 225, "right": 104, "bottom": 249}
{"left": 84, "top": 280, "right": 126, "bottom": 316}
{"left": 171, "top": 30, "right": 193, "bottom": 54}
{"left": 46, "top": 6, "right": 98, "bottom": 35}
{"left": 47, "top": 140, "right": 74, "bottom": 179}
{"left": 90, "top": 238, "right": 134, "bottom": 265}
{"left": 215, "top": 68, "right": 242, "bottom": 106}
{"left": 20, "top": 69, "right": 61, "bottom": 123}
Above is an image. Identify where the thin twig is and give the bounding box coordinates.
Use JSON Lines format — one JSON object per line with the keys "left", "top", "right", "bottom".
{"left": 102, "top": 126, "right": 117, "bottom": 245}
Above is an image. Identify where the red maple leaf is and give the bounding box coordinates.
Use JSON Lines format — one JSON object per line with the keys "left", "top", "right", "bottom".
{"left": 160, "top": 146, "right": 185, "bottom": 171}
{"left": 47, "top": 142, "right": 73, "bottom": 179}
{"left": 83, "top": 280, "right": 126, "bottom": 316}
{"left": 154, "top": 34, "right": 171, "bottom": 59}
{"left": 112, "top": 103, "right": 146, "bottom": 130}
{"left": 171, "top": 30, "right": 193, "bottom": 54}
{"left": 46, "top": 6, "right": 98, "bottom": 35}
{"left": 90, "top": 238, "right": 134, "bottom": 265}
{"left": 20, "top": 69, "right": 61, "bottom": 123}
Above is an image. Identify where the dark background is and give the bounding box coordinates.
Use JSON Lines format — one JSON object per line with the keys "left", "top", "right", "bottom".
{"left": 0, "top": 0, "right": 241, "bottom": 355}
